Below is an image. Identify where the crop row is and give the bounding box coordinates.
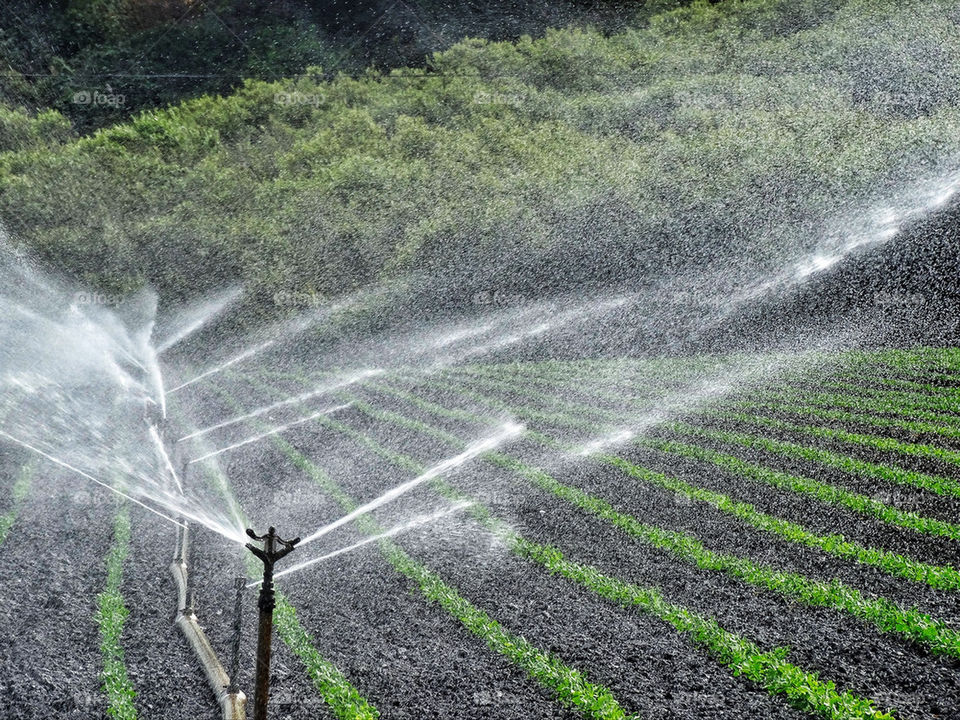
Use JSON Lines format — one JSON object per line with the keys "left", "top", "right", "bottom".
{"left": 229, "top": 372, "right": 896, "bottom": 717}
{"left": 212, "top": 380, "right": 635, "bottom": 720}
{"left": 425, "top": 371, "right": 960, "bottom": 546}
{"left": 95, "top": 503, "right": 138, "bottom": 720}
{"left": 0, "top": 460, "right": 34, "bottom": 547}
{"left": 337, "top": 377, "right": 960, "bottom": 654}
{"left": 167, "top": 400, "right": 381, "bottom": 720}
{"left": 442, "top": 366, "right": 960, "bottom": 516}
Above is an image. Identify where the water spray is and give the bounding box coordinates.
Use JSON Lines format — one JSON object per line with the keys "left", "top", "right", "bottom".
{"left": 245, "top": 526, "right": 301, "bottom": 720}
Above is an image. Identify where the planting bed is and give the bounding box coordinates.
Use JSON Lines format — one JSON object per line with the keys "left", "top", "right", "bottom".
{"left": 2, "top": 348, "right": 960, "bottom": 719}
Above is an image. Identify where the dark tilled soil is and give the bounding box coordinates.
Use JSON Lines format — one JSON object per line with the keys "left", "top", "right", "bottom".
{"left": 299, "top": 378, "right": 960, "bottom": 719}
{"left": 178, "top": 381, "right": 569, "bottom": 720}
{"left": 595, "top": 442, "right": 960, "bottom": 612}
{"left": 280, "top": 549, "right": 585, "bottom": 720}
{"left": 7, "top": 364, "right": 960, "bottom": 719}
{"left": 0, "top": 469, "right": 110, "bottom": 720}
{"left": 122, "top": 506, "right": 219, "bottom": 720}
{"left": 272, "top": 419, "right": 810, "bottom": 720}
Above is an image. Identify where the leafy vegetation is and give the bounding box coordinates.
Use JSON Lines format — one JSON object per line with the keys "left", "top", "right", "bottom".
{"left": 328, "top": 378, "right": 960, "bottom": 651}
{"left": 1, "top": 0, "right": 958, "bottom": 311}
{"left": 166, "top": 404, "right": 378, "bottom": 719}
{"left": 671, "top": 421, "right": 960, "bottom": 500}
{"left": 0, "top": 460, "right": 34, "bottom": 546}
{"left": 273, "top": 598, "right": 382, "bottom": 720}
{"left": 95, "top": 505, "right": 138, "bottom": 720}
{"left": 1, "top": 1, "right": 636, "bottom": 129}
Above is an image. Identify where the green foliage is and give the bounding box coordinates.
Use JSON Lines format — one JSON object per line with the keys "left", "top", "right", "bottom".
{"left": 0, "top": 107, "right": 73, "bottom": 153}
{"left": 95, "top": 506, "right": 138, "bottom": 720}
{"left": 518, "top": 539, "right": 894, "bottom": 720}
{"left": 0, "top": 461, "right": 35, "bottom": 547}
{"left": 1, "top": 0, "right": 958, "bottom": 307}
{"left": 231, "top": 391, "right": 633, "bottom": 720}
{"left": 274, "top": 598, "right": 381, "bottom": 720}
{"left": 341, "top": 372, "right": 960, "bottom": 646}
{"left": 239, "top": 371, "right": 896, "bottom": 720}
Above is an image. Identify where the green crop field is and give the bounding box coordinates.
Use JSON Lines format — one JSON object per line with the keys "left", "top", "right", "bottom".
{"left": 128, "top": 347, "right": 957, "bottom": 719}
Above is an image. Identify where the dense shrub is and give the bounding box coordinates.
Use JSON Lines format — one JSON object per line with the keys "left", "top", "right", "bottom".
{"left": 0, "top": 0, "right": 957, "bottom": 312}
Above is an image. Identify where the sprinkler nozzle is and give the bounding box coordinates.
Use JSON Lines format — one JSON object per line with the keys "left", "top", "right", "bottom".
{"left": 245, "top": 526, "right": 301, "bottom": 569}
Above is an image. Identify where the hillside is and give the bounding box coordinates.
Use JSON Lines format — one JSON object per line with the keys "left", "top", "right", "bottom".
{"left": 1, "top": 0, "right": 958, "bottom": 316}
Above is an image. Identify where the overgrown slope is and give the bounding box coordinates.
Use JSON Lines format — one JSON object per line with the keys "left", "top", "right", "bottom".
{"left": 1, "top": 0, "right": 958, "bottom": 313}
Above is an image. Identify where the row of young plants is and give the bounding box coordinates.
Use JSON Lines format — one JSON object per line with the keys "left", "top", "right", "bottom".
{"left": 668, "top": 421, "right": 960, "bottom": 501}
{"left": 332, "top": 375, "right": 960, "bottom": 654}
{"left": 95, "top": 504, "right": 138, "bottom": 720}
{"left": 252, "top": 568, "right": 380, "bottom": 720}
{"left": 399, "top": 374, "right": 960, "bottom": 593}
{"left": 236, "top": 369, "right": 899, "bottom": 719}
{"left": 212, "top": 377, "right": 636, "bottom": 720}
{"left": 0, "top": 460, "right": 35, "bottom": 547}
{"left": 0, "top": 393, "right": 139, "bottom": 717}
{"left": 0, "top": 391, "right": 36, "bottom": 547}
{"left": 437, "top": 367, "right": 960, "bottom": 541}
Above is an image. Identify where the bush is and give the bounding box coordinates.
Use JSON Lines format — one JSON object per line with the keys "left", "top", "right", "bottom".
{"left": 0, "top": 0, "right": 957, "bottom": 315}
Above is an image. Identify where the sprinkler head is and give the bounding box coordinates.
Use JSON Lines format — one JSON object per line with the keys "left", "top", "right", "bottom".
{"left": 245, "top": 526, "right": 301, "bottom": 572}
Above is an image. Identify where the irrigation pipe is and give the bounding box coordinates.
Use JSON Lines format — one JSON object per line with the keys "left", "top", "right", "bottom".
{"left": 168, "top": 433, "right": 247, "bottom": 720}
{"left": 170, "top": 522, "right": 246, "bottom": 720}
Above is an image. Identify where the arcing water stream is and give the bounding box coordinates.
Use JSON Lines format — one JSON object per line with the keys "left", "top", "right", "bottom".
{"left": 0, "top": 154, "right": 956, "bottom": 579}
{"left": 297, "top": 422, "right": 524, "bottom": 548}
{"left": 0, "top": 238, "right": 247, "bottom": 543}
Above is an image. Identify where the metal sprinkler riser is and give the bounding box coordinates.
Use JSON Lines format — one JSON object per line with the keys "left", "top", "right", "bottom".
{"left": 246, "top": 526, "right": 300, "bottom": 720}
